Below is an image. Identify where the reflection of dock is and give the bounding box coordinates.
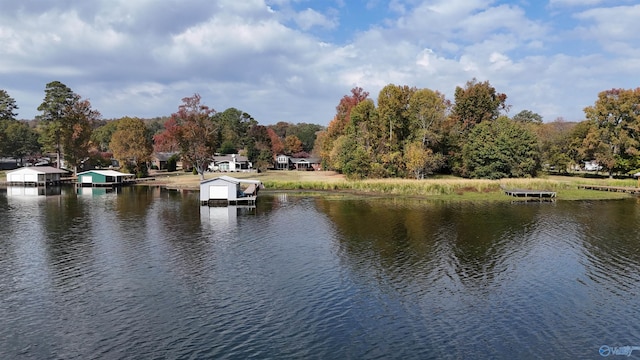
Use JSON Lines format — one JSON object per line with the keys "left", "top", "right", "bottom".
{"left": 578, "top": 185, "right": 640, "bottom": 194}
{"left": 200, "top": 205, "right": 256, "bottom": 227}
{"left": 77, "top": 187, "right": 117, "bottom": 196}
{"left": 6, "top": 186, "right": 62, "bottom": 197}
{"left": 503, "top": 188, "right": 556, "bottom": 198}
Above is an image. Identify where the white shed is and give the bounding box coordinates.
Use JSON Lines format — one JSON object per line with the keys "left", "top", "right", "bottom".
{"left": 199, "top": 175, "right": 263, "bottom": 205}
{"left": 6, "top": 166, "right": 68, "bottom": 185}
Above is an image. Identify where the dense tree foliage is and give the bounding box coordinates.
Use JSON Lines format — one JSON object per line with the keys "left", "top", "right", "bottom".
{"left": 91, "top": 120, "right": 119, "bottom": 152}
{"left": 377, "top": 84, "right": 415, "bottom": 149}
{"left": 0, "top": 90, "right": 35, "bottom": 163}
{"left": 462, "top": 117, "right": 539, "bottom": 179}
{"left": 319, "top": 84, "right": 450, "bottom": 179}
{"left": 246, "top": 125, "right": 274, "bottom": 171}
{"left": 3, "top": 120, "right": 40, "bottom": 163}
{"left": 284, "top": 135, "right": 303, "bottom": 155}
{"left": 267, "top": 128, "right": 284, "bottom": 156}
{"left": 37, "top": 81, "right": 76, "bottom": 167}
{"left": 214, "top": 108, "right": 257, "bottom": 154}
{"left": 451, "top": 78, "right": 509, "bottom": 132}
{"left": 62, "top": 99, "right": 101, "bottom": 173}
{"left": 535, "top": 119, "right": 577, "bottom": 173}
{"left": 8, "top": 80, "right": 640, "bottom": 181}
{"left": 407, "top": 89, "right": 449, "bottom": 147}
{"left": 513, "top": 110, "right": 543, "bottom": 124}
{"left": 583, "top": 88, "right": 640, "bottom": 176}
{"left": 0, "top": 89, "right": 18, "bottom": 121}
{"left": 319, "top": 87, "right": 370, "bottom": 170}
{"left": 110, "top": 117, "right": 153, "bottom": 177}
{"left": 268, "top": 122, "right": 323, "bottom": 153}
{"left": 153, "top": 94, "right": 218, "bottom": 179}
{"left": 36, "top": 81, "right": 99, "bottom": 173}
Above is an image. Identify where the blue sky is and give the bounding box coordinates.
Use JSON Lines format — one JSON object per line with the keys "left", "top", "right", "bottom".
{"left": 1, "top": 0, "right": 639, "bottom": 125}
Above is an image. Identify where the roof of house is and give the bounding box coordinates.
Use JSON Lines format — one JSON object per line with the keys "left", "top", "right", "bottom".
{"left": 77, "top": 170, "right": 134, "bottom": 177}
{"left": 213, "top": 154, "right": 249, "bottom": 163}
{"left": 8, "top": 166, "right": 68, "bottom": 174}
{"left": 153, "top": 152, "right": 179, "bottom": 161}
{"left": 200, "top": 175, "right": 262, "bottom": 186}
{"left": 276, "top": 155, "right": 321, "bottom": 164}
{"left": 291, "top": 157, "right": 320, "bottom": 163}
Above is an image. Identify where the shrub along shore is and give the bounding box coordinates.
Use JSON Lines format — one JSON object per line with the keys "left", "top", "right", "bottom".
{"left": 144, "top": 170, "right": 636, "bottom": 201}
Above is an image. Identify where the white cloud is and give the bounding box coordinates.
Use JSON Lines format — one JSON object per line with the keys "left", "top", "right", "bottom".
{"left": 0, "top": 0, "right": 637, "bottom": 124}
{"left": 574, "top": 5, "right": 640, "bottom": 46}
{"left": 489, "top": 52, "right": 512, "bottom": 70}
{"left": 294, "top": 8, "right": 338, "bottom": 30}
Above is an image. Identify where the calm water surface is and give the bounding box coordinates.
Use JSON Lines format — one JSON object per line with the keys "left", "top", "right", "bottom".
{"left": 1, "top": 186, "right": 640, "bottom": 359}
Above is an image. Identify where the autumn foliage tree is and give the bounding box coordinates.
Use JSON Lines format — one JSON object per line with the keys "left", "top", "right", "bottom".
{"left": 404, "top": 141, "right": 445, "bottom": 179}
{"left": 154, "top": 94, "right": 218, "bottom": 180}
{"left": 451, "top": 78, "right": 509, "bottom": 132}
{"left": 446, "top": 79, "right": 510, "bottom": 175}
{"left": 583, "top": 88, "right": 640, "bottom": 176}
{"left": 62, "top": 99, "right": 100, "bottom": 173}
{"left": 247, "top": 125, "right": 274, "bottom": 171}
{"left": 110, "top": 117, "right": 153, "bottom": 177}
{"left": 319, "top": 87, "right": 369, "bottom": 169}
{"left": 267, "top": 128, "right": 284, "bottom": 156}
{"left": 377, "top": 84, "right": 416, "bottom": 148}
{"left": 284, "top": 135, "right": 303, "bottom": 155}
{"left": 36, "top": 81, "right": 100, "bottom": 173}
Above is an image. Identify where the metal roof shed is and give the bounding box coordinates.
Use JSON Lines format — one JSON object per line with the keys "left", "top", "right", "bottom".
{"left": 6, "top": 166, "right": 68, "bottom": 186}
{"left": 199, "top": 175, "right": 263, "bottom": 205}
{"left": 77, "top": 170, "right": 134, "bottom": 187}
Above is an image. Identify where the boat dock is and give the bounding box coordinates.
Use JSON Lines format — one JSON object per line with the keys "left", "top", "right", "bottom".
{"left": 199, "top": 175, "right": 263, "bottom": 206}
{"left": 503, "top": 188, "right": 556, "bottom": 198}
{"left": 578, "top": 185, "right": 640, "bottom": 194}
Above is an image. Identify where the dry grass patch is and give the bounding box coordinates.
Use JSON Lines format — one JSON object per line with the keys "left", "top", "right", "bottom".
{"left": 131, "top": 170, "right": 637, "bottom": 200}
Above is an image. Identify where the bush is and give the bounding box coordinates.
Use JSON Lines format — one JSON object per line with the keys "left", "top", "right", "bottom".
{"left": 462, "top": 117, "right": 540, "bottom": 179}
{"left": 167, "top": 154, "right": 179, "bottom": 172}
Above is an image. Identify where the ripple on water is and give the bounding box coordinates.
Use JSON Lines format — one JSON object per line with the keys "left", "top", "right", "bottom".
{"left": 3, "top": 194, "right": 640, "bottom": 359}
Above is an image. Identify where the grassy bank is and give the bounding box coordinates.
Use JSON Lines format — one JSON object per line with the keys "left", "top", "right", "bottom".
{"left": 146, "top": 171, "right": 636, "bottom": 201}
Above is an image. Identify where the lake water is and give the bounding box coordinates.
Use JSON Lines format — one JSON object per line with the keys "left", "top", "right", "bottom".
{"left": 1, "top": 186, "right": 640, "bottom": 359}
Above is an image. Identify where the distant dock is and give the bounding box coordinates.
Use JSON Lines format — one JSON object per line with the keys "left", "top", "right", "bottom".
{"left": 578, "top": 185, "right": 640, "bottom": 194}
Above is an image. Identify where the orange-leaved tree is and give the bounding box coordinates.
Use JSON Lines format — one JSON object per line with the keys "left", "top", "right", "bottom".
{"left": 110, "top": 117, "right": 153, "bottom": 177}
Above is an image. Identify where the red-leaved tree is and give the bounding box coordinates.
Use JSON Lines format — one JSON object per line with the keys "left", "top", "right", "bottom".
{"left": 153, "top": 94, "right": 218, "bottom": 179}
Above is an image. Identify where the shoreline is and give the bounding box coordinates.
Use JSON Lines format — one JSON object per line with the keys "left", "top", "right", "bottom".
{"left": 1, "top": 170, "right": 637, "bottom": 201}
{"left": 138, "top": 171, "right": 637, "bottom": 202}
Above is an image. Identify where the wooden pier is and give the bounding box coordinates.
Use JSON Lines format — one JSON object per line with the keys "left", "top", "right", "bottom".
{"left": 578, "top": 185, "right": 640, "bottom": 194}
{"left": 503, "top": 188, "right": 556, "bottom": 198}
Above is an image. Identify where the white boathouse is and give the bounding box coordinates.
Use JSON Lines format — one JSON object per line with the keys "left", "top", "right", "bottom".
{"left": 6, "top": 166, "right": 69, "bottom": 186}
{"left": 199, "top": 175, "right": 263, "bottom": 205}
